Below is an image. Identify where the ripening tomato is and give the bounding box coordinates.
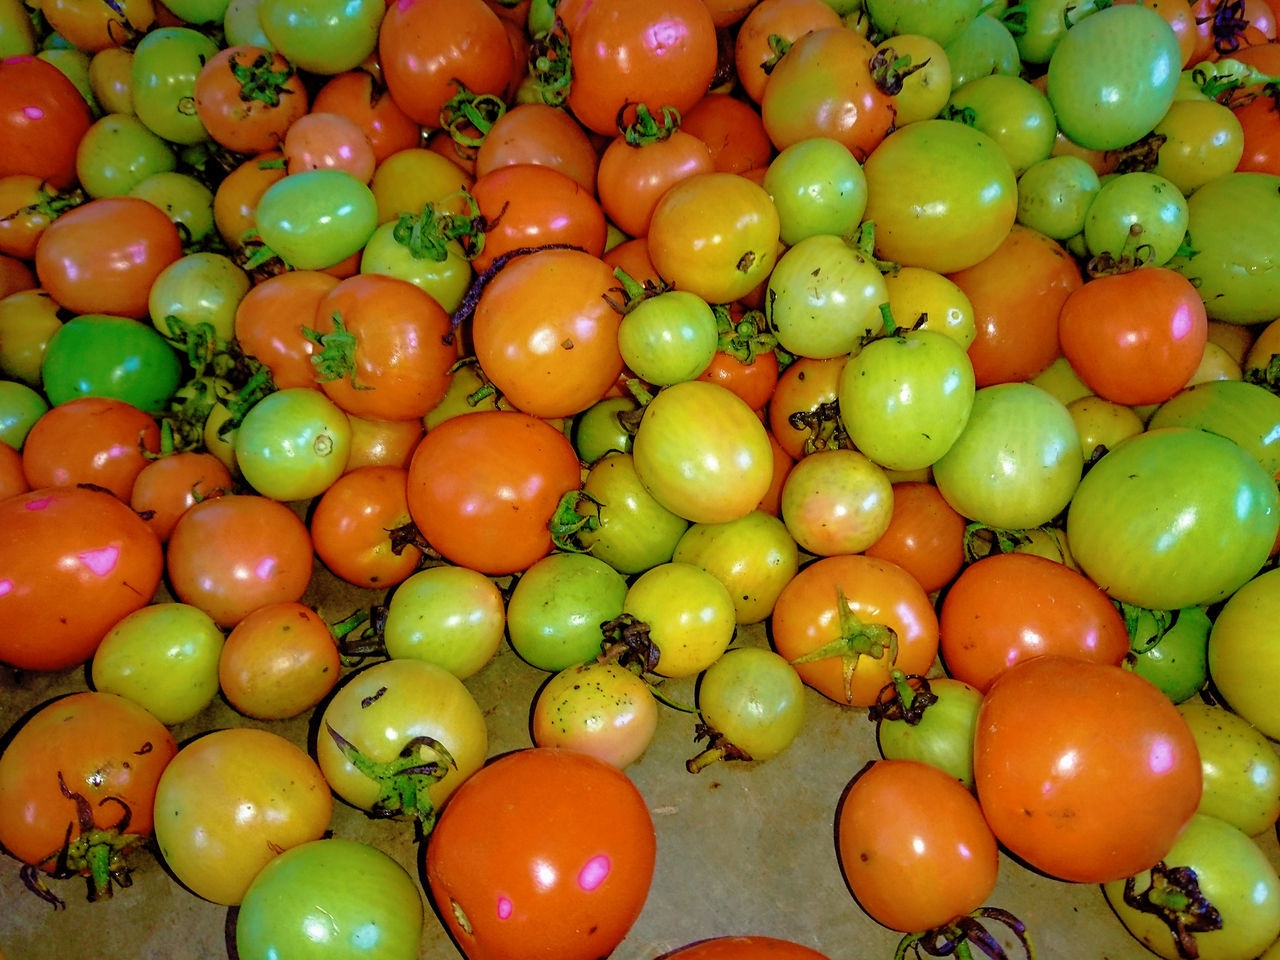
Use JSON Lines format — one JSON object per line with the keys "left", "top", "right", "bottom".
{"left": 21, "top": 396, "right": 161, "bottom": 501}
{"left": 734, "top": 0, "right": 844, "bottom": 104}
{"left": 310, "top": 465, "right": 422, "bottom": 589}
{"left": 474, "top": 100, "right": 599, "bottom": 192}
{"left": 974, "top": 656, "right": 1202, "bottom": 884}
{"left": 218, "top": 601, "right": 342, "bottom": 720}
{"left": 0, "top": 56, "right": 94, "bottom": 189}
{"left": 312, "top": 69, "right": 422, "bottom": 165}
{"left": 423, "top": 747, "right": 657, "bottom": 960}
{"left": 193, "top": 45, "right": 309, "bottom": 155}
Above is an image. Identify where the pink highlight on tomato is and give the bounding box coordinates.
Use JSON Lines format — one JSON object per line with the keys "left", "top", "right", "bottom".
{"left": 255, "top": 556, "right": 277, "bottom": 580}
{"left": 23, "top": 496, "right": 54, "bottom": 511}
{"left": 0, "top": 579, "right": 12, "bottom": 597}
{"left": 577, "top": 854, "right": 611, "bottom": 892}
{"left": 496, "top": 895, "right": 513, "bottom": 920}
{"left": 77, "top": 545, "right": 119, "bottom": 576}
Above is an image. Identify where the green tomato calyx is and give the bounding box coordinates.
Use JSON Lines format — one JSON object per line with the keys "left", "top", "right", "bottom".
{"left": 790, "top": 587, "right": 898, "bottom": 705}
{"left": 869, "top": 671, "right": 940, "bottom": 727}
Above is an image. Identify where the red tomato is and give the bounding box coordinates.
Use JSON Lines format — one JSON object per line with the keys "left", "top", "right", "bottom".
{"left": 34, "top": 196, "right": 183, "bottom": 319}
{"left": 193, "top": 45, "right": 309, "bottom": 155}
{"left": 283, "top": 111, "right": 377, "bottom": 182}
{"left": 234, "top": 269, "right": 337, "bottom": 389}
{"left": 310, "top": 465, "right": 422, "bottom": 588}
{"left": 836, "top": 759, "right": 999, "bottom": 933}
{"left": 0, "top": 486, "right": 163, "bottom": 671}
{"left": 218, "top": 601, "right": 342, "bottom": 720}
{"left": 771, "top": 553, "right": 940, "bottom": 707}
{"left": 473, "top": 101, "right": 599, "bottom": 193}
{"left": 767, "top": 355, "right": 846, "bottom": 460}
{"left": 312, "top": 69, "right": 422, "bottom": 165}
{"left": 864, "top": 481, "right": 967, "bottom": 595}
{"left": 974, "top": 656, "right": 1202, "bottom": 883}
{"left": 680, "top": 92, "right": 776, "bottom": 174}
{"left": 423, "top": 747, "right": 656, "bottom": 960}
{"left": 129, "top": 451, "right": 233, "bottom": 542}
{"left": 1235, "top": 92, "right": 1280, "bottom": 176}
{"left": 939, "top": 552, "right": 1131, "bottom": 692}
{"left": 0, "top": 56, "right": 94, "bottom": 190}
{"left": 344, "top": 413, "right": 424, "bottom": 471}
{"left": 406, "top": 410, "right": 582, "bottom": 575}
{"left": 0, "top": 441, "right": 26, "bottom": 500}
{"left": 165, "top": 494, "right": 314, "bottom": 628}
{"left": 696, "top": 347, "right": 780, "bottom": 413}
{"left": 1058, "top": 265, "right": 1208, "bottom": 406}
{"left": 21, "top": 396, "right": 162, "bottom": 501}
{"left": 596, "top": 123, "right": 715, "bottom": 239}
{"left": 658, "top": 937, "right": 832, "bottom": 960}
{"left": 0, "top": 252, "right": 34, "bottom": 300}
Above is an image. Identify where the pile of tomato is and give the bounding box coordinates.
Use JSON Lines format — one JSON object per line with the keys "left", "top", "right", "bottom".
{"left": 2, "top": 0, "right": 1280, "bottom": 957}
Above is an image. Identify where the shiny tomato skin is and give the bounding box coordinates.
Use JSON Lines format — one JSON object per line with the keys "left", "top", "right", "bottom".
{"left": 0, "top": 55, "right": 94, "bottom": 189}
{"left": 658, "top": 936, "right": 833, "bottom": 960}
{"left": 423, "top": 747, "right": 656, "bottom": 960}
{"left": 973, "top": 656, "right": 1202, "bottom": 884}
{"left": 0, "top": 486, "right": 163, "bottom": 672}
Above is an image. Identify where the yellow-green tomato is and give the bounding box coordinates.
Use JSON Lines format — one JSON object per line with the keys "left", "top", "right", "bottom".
{"left": 617, "top": 290, "right": 719, "bottom": 386}
{"left": 1067, "top": 395, "right": 1144, "bottom": 461}
{"left": 672, "top": 510, "right": 799, "bottom": 625}
{"left": 1016, "top": 154, "right": 1101, "bottom": 241}
{"left": 1103, "top": 814, "right": 1280, "bottom": 960}
{"left": 531, "top": 659, "right": 659, "bottom": 769}
{"left": 762, "top": 136, "right": 869, "bottom": 244}
{"left": 875, "top": 34, "right": 952, "bottom": 125}
{"left": 234, "top": 387, "right": 352, "bottom": 502}
{"left": 148, "top": 251, "right": 249, "bottom": 347}
{"left": 382, "top": 565, "right": 506, "bottom": 679}
{"left": 1178, "top": 700, "right": 1280, "bottom": 838}
{"left": 623, "top": 561, "right": 736, "bottom": 679}
{"left": 360, "top": 224, "right": 471, "bottom": 314}
{"left": 1208, "top": 568, "right": 1280, "bottom": 740}
{"left": 882, "top": 265, "right": 976, "bottom": 349}
{"left": 689, "top": 646, "right": 805, "bottom": 771}
{"left": 91, "top": 601, "right": 225, "bottom": 725}
{"left": 577, "top": 452, "right": 689, "bottom": 576}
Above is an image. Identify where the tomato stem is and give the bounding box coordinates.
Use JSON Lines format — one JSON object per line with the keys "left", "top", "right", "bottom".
{"left": 789, "top": 587, "right": 899, "bottom": 705}
{"left": 1122, "top": 862, "right": 1223, "bottom": 959}
{"left": 685, "top": 723, "right": 753, "bottom": 774}
{"left": 869, "top": 671, "right": 939, "bottom": 726}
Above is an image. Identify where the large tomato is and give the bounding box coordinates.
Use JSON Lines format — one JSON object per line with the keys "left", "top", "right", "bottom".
{"left": 423, "top": 747, "right": 656, "bottom": 960}
{"left": 973, "top": 656, "right": 1202, "bottom": 884}
{"left": 0, "top": 55, "right": 94, "bottom": 189}
{"left": 0, "top": 486, "right": 163, "bottom": 672}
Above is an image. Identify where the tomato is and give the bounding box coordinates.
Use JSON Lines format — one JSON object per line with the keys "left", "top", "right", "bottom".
{"left": 973, "top": 656, "right": 1202, "bottom": 883}
{"left": 282, "top": 111, "right": 377, "bottom": 182}
{"left": 0, "top": 56, "right": 94, "bottom": 190}
{"left": 21, "top": 396, "right": 161, "bottom": 501}
{"left": 1148, "top": 378, "right": 1280, "bottom": 479}
{"left": 423, "top": 747, "right": 656, "bottom": 960}
{"left": 0, "top": 486, "right": 163, "bottom": 672}
{"left": 344, "top": 414, "right": 424, "bottom": 471}
{"left": 505, "top": 552, "right": 625, "bottom": 671}
{"left": 597, "top": 119, "right": 714, "bottom": 240}
{"left": 193, "top": 45, "right": 309, "bottom": 155}
{"left": 779, "top": 448, "right": 894, "bottom": 556}
{"left": 632, "top": 380, "right": 774, "bottom": 525}
{"left": 40, "top": 314, "right": 182, "bottom": 413}
{"left": 1125, "top": 604, "right": 1212, "bottom": 704}
{"left": 310, "top": 466, "right": 421, "bottom": 589}
{"left": 1068, "top": 395, "right": 1145, "bottom": 461}
{"left": 647, "top": 172, "right": 781, "bottom": 306}
{"left": 316, "top": 658, "right": 488, "bottom": 832}
{"left": 236, "top": 838, "right": 424, "bottom": 960}
{"left": 877, "top": 33, "right": 952, "bottom": 125}
{"left": 618, "top": 290, "right": 719, "bottom": 386}
{"left": 672, "top": 510, "right": 799, "bottom": 625}
{"left": 1206, "top": 567, "right": 1280, "bottom": 738}
{"left": 874, "top": 673, "right": 984, "bottom": 788}
{"left": 379, "top": 0, "right": 513, "bottom": 128}
{"left": 766, "top": 354, "right": 847, "bottom": 460}
{"left": 90, "top": 602, "right": 224, "bottom": 725}
{"left": 762, "top": 136, "right": 868, "bottom": 246}
{"left": 218, "top": 601, "right": 342, "bottom": 720}
{"left": 1153, "top": 97, "right": 1246, "bottom": 193}
{"left": 148, "top": 252, "right": 249, "bottom": 350}
{"left": 152, "top": 727, "right": 332, "bottom": 905}
{"left": 530, "top": 659, "right": 659, "bottom": 768}
{"left": 689, "top": 646, "right": 806, "bottom": 770}
{"left": 771, "top": 554, "right": 940, "bottom": 707}
{"left": 74, "top": 113, "right": 176, "bottom": 200}
{"left": 0, "top": 440, "right": 25, "bottom": 500}
{"left": 1103, "top": 814, "right": 1280, "bottom": 960}
{"left": 1066, "top": 428, "right": 1278, "bottom": 610}
{"left": 35, "top": 196, "right": 183, "bottom": 320}
{"left": 381, "top": 564, "right": 506, "bottom": 678}
{"left": 234, "top": 269, "right": 335, "bottom": 389}
{"left": 312, "top": 69, "right": 422, "bottom": 166}
{"left": 658, "top": 936, "right": 832, "bottom": 960}
{"left": 0, "top": 692, "right": 177, "bottom": 904}
{"left": 165, "top": 493, "right": 314, "bottom": 629}
{"left": 760, "top": 27, "right": 895, "bottom": 162}
{"left": 234, "top": 387, "right": 352, "bottom": 502}
{"left": 406, "top": 410, "right": 581, "bottom": 576}
{"left": 471, "top": 247, "right": 624, "bottom": 418}
{"left": 564, "top": 0, "right": 718, "bottom": 136}
{"left": 696, "top": 346, "right": 780, "bottom": 414}
{"left": 570, "top": 395, "right": 637, "bottom": 464}
{"left": 1178, "top": 699, "right": 1280, "bottom": 837}
{"left": 939, "top": 552, "right": 1130, "bottom": 692}
{"left": 574, "top": 451, "right": 691, "bottom": 575}
{"left": 932, "top": 381, "right": 1083, "bottom": 531}
{"left": 681, "top": 92, "right": 775, "bottom": 175}
{"left": 1015, "top": 154, "right": 1101, "bottom": 241}
{"left": 1234, "top": 91, "right": 1280, "bottom": 177}
{"left": 258, "top": 0, "right": 383, "bottom": 75}
{"left": 130, "top": 27, "right": 218, "bottom": 146}
{"left": 861, "top": 119, "right": 1017, "bottom": 274}
{"left": 255, "top": 169, "right": 378, "bottom": 271}
{"left": 733, "top": 0, "right": 843, "bottom": 105}
{"left": 864, "top": 481, "right": 966, "bottom": 594}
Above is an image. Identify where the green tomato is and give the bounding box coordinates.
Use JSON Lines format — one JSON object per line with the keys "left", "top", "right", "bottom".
{"left": 1045, "top": 4, "right": 1182, "bottom": 151}
{"left": 618, "top": 290, "right": 718, "bottom": 387}
{"left": 507, "top": 551, "right": 628, "bottom": 672}
{"left": 945, "top": 74, "right": 1056, "bottom": 176}
{"left": 382, "top": 565, "right": 506, "bottom": 679}
{"left": 75, "top": 112, "right": 177, "bottom": 199}
{"left": 256, "top": 170, "right": 378, "bottom": 270}
{"left": 237, "top": 838, "right": 424, "bottom": 960}
{"left": 130, "top": 27, "right": 217, "bottom": 145}
{"left": 943, "top": 13, "right": 1021, "bottom": 90}
{"left": 1103, "top": 814, "right": 1280, "bottom": 960}
{"left": 762, "top": 136, "right": 868, "bottom": 245}
{"left": 41, "top": 313, "right": 182, "bottom": 412}
{"left": 1208, "top": 567, "right": 1280, "bottom": 740}
{"left": 1169, "top": 172, "right": 1280, "bottom": 324}
{"left": 1016, "top": 154, "right": 1101, "bottom": 240}
{"left": 0, "top": 380, "right": 49, "bottom": 449}
{"left": 1148, "top": 379, "right": 1280, "bottom": 481}
{"left": 148, "top": 251, "right": 250, "bottom": 348}
{"left": 577, "top": 452, "right": 690, "bottom": 575}
{"left": 837, "top": 327, "right": 976, "bottom": 472}
{"left": 1012, "top": 0, "right": 1100, "bottom": 64}
{"left": 91, "top": 602, "right": 225, "bottom": 725}
{"left": 224, "top": 0, "right": 272, "bottom": 46}
{"left": 234, "top": 387, "right": 352, "bottom": 502}
{"left": 570, "top": 396, "right": 637, "bottom": 465}
{"left": 865, "top": 0, "right": 984, "bottom": 46}
{"left": 875, "top": 673, "right": 983, "bottom": 789}
{"left": 359, "top": 224, "right": 471, "bottom": 314}
{"left": 1177, "top": 700, "right": 1280, "bottom": 838}
{"left": 1067, "top": 429, "right": 1279, "bottom": 610}
{"left": 129, "top": 170, "right": 216, "bottom": 244}
{"left": 1083, "top": 171, "right": 1189, "bottom": 267}
{"left": 1123, "top": 605, "right": 1211, "bottom": 704}
{"left": 163, "top": 0, "right": 231, "bottom": 25}
{"left": 690, "top": 646, "right": 805, "bottom": 769}
{"left": 258, "top": 0, "right": 384, "bottom": 75}
{"left": 932, "top": 381, "right": 1083, "bottom": 530}
{"left": 765, "top": 234, "right": 888, "bottom": 360}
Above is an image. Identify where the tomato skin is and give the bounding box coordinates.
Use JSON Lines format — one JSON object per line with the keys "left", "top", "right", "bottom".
{"left": 0, "top": 56, "right": 94, "bottom": 190}
{"left": 0, "top": 486, "right": 163, "bottom": 672}
{"left": 658, "top": 936, "right": 832, "bottom": 960}
{"left": 1206, "top": 567, "right": 1280, "bottom": 740}
{"left": 310, "top": 465, "right": 422, "bottom": 589}
{"left": 423, "top": 747, "right": 657, "bottom": 960}
{"left": 193, "top": 45, "right": 308, "bottom": 154}
{"left": 0, "top": 691, "right": 177, "bottom": 890}
{"left": 973, "top": 656, "right": 1202, "bottom": 884}
{"left": 939, "top": 552, "right": 1130, "bottom": 693}
{"left": 864, "top": 481, "right": 966, "bottom": 595}
{"left": 836, "top": 759, "right": 999, "bottom": 933}
{"left": 21, "top": 396, "right": 162, "bottom": 501}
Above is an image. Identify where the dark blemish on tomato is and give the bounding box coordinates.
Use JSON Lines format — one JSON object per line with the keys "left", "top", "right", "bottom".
{"left": 859, "top": 852, "right": 869, "bottom": 862}
{"left": 562, "top": 338, "right": 574, "bottom": 349}
{"left": 736, "top": 251, "right": 756, "bottom": 273}
{"left": 361, "top": 685, "right": 389, "bottom": 709}
{"left": 135, "top": 741, "right": 154, "bottom": 755}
